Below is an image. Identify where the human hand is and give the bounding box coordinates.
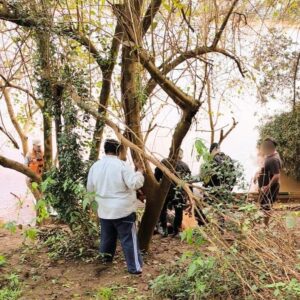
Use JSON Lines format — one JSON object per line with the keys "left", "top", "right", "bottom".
{"left": 137, "top": 189, "right": 146, "bottom": 202}
{"left": 262, "top": 185, "right": 269, "bottom": 193}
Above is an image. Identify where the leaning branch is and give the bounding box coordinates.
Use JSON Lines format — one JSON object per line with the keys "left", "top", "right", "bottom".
{"left": 141, "top": 0, "right": 162, "bottom": 36}
{"left": 137, "top": 48, "right": 200, "bottom": 110}
{"left": 0, "top": 74, "right": 43, "bottom": 109}
{"left": 1, "top": 85, "right": 29, "bottom": 154}
{"left": 72, "top": 96, "right": 195, "bottom": 200}
{"left": 0, "top": 155, "right": 41, "bottom": 182}
{"left": 211, "top": 0, "right": 240, "bottom": 49}
{"left": 214, "top": 48, "right": 245, "bottom": 77}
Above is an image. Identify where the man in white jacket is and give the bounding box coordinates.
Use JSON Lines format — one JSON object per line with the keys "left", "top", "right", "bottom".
{"left": 87, "top": 139, "right": 144, "bottom": 274}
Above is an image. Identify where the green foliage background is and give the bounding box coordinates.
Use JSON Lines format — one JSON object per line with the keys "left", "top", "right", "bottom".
{"left": 259, "top": 107, "right": 300, "bottom": 180}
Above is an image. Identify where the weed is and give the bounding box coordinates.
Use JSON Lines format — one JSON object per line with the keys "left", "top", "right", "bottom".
{"left": 0, "top": 273, "right": 21, "bottom": 300}
{"left": 96, "top": 287, "right": 115, "bottom": 300}
{"left": 0, "top": 255, "right": 6, "bottom": 267}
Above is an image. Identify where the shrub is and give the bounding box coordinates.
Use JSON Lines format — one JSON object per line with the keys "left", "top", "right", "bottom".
{"left": 259, "top": 107, "right": 300, "bottom": 180}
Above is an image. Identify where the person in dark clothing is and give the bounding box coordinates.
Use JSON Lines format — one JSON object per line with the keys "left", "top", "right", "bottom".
{"left": 255, "top": 138, "right": 282, "bottom": 226}
{"left": 198, "top": 143, "right": 236, "bottom": 231}
{"left": 155, "top": 149, "right": 191, "bottom": 237}
{"left": 204, "top": 143, "right": 237, "bottom": 191}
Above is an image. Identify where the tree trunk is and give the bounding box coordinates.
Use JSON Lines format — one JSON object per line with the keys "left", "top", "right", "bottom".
{"left": 138, "top": 109, "right": 199, "bottom": 251}
{"left": 89, "top": 19, "right": 123, "bottom": 161}
{"left": 36, "top": 30, "right": 54, "bottom": 172}
{"left": 89, "top": 70, "right": 114, "bottom": 161}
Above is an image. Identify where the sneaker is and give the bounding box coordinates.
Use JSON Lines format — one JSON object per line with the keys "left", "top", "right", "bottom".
{"left": 129, "top": 270, "right": 142, "bottom": 275}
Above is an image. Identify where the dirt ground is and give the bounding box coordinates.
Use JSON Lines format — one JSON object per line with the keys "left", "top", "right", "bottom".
{"left": 1, "top": 206, "right": 300, "bottom": 300}
{"left": 0, "top": 228, "right": 191, "bottom": 300}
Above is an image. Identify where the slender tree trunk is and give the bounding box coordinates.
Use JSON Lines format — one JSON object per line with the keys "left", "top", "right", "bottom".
{"left": 1, "top": 85, "right": 28, "bottom": 155}
{"left": 89, "top": 19, "right": 123, "bottom": 161}
{"left": 36, "top": 29, "right": 53, "bottom": 172}
{"left": 89, "top": 70, "right": 114, "bottom": 161}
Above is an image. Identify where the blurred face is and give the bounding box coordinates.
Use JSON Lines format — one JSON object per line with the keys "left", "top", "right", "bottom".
{"left": 33, "top": 144, "right": 41, "bottom": 152}
{"left": 261, "top": 141, "right": 274, "bottom": 156}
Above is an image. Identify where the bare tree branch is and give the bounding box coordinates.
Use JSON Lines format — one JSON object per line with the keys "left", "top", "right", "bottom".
{"left": 0, "top": 125, "right": 19, "bottom": 149}
{"left": 0, "top": 74, "right": 43, "bottom": 108}
{"left": 0, "top": 154, "right": 41, "bottom": 182}
{"left": 211, "top": 0, "right": 240, "bottom": 49}
{"left": 141, "top": 0, "right": 162, "bottom": 36}
{"left": 1, "top": 84, "right": 29, "bottom": 154}
{"left": 219, "top": 117, "right": 238, "bottom": 144}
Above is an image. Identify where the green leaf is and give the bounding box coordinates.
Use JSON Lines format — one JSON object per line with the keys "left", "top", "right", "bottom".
{"left": 0, "top": 254, "right": 6, "bottom": 267}
{"left": 24, "top": 228, "right": 38, "bottom": 240}
{"left": 3, "top": 221, "right": 17, "bottom": 234}
{"left": 187, "top": 261, "right": 198, "bottom": 278}
{"left": 31, "top": 182, "right": 39, "bottom": 190}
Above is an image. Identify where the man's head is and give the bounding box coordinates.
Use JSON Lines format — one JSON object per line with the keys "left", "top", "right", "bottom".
{"left": 32, "top": 138, "right": 42, "bottom": 152}
{"left": 261, "top": 138, "right": 277, "bottom": 155}
{"left": 210, "top": 143, "right": 220, "bottom": 156}
{"left": 104, "top": 139, "right": 121, "bottom": 156}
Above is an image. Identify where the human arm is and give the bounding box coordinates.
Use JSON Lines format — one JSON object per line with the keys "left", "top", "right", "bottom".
{"left": 262, "top": 159, "right": 281, "bottom": 192}
{"left": 262, "top": 173, "right": 280, "bottom": 192}
{"left": 86, "top": 165, "right": 95, "bottom": 193}
{"left": 122, "top": 164, "right": 145, "bottom": 190}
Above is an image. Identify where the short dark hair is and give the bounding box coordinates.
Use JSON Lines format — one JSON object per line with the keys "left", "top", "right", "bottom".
{"left": 104, "top": 139, "right": 120, "bottom": 155}
{"left": 263, "top": 137, "right": 277, "bottom": 148}
{"left": 209, "top": 142, "right": 219, "bottom": 153}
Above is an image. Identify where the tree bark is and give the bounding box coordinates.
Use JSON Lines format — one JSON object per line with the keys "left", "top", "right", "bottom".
{"left": 0, "top": 155, "right": 41, "bottom": 182}
{"left": 36, "top": 30, "right": 53, "bottom": 172}
{"left": 89, "top": 19, "right": 123, "bottom": 161}
{"left": 1, "top": 85, "right": 28, "bottom": 155}
{"left": 138, "top": 108, "right": 199, "bottom": 251}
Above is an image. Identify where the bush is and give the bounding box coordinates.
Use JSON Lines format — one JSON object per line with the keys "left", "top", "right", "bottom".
{"left": 151, "top": 225, "right": 300, "bottom": 300}
{"left": 259, "top": 107, "right": 300, "bottom": 180}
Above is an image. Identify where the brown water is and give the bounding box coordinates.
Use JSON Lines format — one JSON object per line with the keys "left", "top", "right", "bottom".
{"left": 280, "top": 173, "right": 300, "bottom": 192}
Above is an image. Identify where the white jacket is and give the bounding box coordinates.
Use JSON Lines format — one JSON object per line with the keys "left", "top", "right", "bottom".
{"left": 87, "top": 155, "right": 144, "bottom": 219}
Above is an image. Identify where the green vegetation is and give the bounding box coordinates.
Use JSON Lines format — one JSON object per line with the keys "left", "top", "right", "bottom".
{"left": 0, "top": 274, "right": 21, "bottom": 300}
{"left": 259, "top": 107, "right": 300, "bottom": 180}
{"left": 151, "top": 227, "right": 300, "bottom": 299}
{"left": 0, "top": 255, "right": 6, "bottom": 267}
